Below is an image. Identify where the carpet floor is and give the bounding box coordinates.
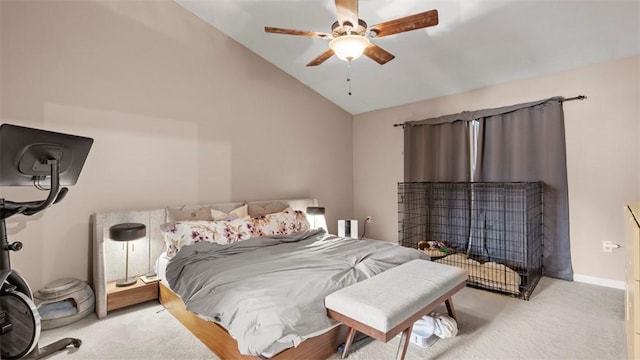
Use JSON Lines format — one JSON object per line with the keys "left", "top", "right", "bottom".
{"left": 37, "top": 276, "right": 625, "bottom": 360}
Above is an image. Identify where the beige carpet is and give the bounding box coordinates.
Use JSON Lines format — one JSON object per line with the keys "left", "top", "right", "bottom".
{"left": 38, "top": 276, "right": 625, "bottom": 360}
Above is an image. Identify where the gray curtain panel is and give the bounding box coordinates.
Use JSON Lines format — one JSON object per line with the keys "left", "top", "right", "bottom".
{"left": 403, "top": 97, "right": 572, "bottom": 281}
{"left": 475, "top": 98, "right": 571, "bottom": 280}
{"left": 404, "top": 119, "right": 470, "bottom": 182}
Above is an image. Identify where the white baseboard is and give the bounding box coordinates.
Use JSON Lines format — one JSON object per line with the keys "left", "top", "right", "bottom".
{"left": 573, "top": 274, "right": 625, "bottom": 290}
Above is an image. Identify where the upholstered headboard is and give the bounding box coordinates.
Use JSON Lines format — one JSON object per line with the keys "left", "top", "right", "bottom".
{"left": 91, "top": 198, "right": 318, "bottom": 318}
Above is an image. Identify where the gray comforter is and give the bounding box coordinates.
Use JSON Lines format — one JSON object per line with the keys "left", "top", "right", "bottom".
{"left": 166, "top": 229, "right": 427, "bottom": 355}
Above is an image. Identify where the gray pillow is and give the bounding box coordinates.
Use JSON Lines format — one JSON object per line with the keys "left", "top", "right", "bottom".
{"left": 248, "top": 201, "right": 288, "bottom": 217}
{"left": 165, "top": 206, "right": 213, "bottom": 222}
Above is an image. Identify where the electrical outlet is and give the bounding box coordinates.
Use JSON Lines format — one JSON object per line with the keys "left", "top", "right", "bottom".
{"left": 365, "top": 216, "right": 372, "bottom": 224}
{"left": 602, "top": 241, "right": 620, "bottom": 252}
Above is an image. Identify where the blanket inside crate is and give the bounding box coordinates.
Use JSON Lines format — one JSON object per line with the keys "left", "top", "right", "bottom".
{"left": 435, "top": 253, "right": 521, "bottom": 295}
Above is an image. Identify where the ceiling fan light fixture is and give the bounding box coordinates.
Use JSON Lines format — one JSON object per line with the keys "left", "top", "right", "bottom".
{"left": 329, "top": 35, "right": 370, "bottom": 61}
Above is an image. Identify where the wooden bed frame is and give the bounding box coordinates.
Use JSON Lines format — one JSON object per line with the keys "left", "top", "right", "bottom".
{"left": 93, "top": 198, "right": 348, "bottom": 359}
{"left": 159, "top": 282, "right": 349, "bottom": 360}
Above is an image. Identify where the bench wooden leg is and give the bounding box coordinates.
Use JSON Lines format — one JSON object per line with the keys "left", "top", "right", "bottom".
{"left": 341, "top": 327, "right": 358, "bottom": 359}
{"left": 445, "top": 298, "right": 456, "bottom": 320}
{"left": 396, "top": 324, "right": 413, "bottom": 360}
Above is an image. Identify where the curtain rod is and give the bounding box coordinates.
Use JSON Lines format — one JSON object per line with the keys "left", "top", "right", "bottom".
{"left": 392, "top": 95, "right": 588, "bottom": 128}
{"left": 561, "top": 95, "right": 587, "bottom": 102}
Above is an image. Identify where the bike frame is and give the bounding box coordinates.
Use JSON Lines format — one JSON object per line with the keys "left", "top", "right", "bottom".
{"left": 0, "top": 160, "right": 64, "bottom": 299}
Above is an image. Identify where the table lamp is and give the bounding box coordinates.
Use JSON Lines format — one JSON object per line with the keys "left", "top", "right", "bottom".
{"left": 306, "top": 206, "right": 327, "bottom": 231}
{"left": 109, "top": 222, "right": 146, "bottom": 287}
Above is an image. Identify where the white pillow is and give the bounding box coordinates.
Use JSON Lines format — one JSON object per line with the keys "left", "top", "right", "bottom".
{"left": 211, "top": 204, "right": 248, "bottom": 221}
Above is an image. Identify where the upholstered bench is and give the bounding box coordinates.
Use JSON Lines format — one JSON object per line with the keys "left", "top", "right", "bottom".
{"left": 325, "top": 259, "right": 467, "bottom": 360}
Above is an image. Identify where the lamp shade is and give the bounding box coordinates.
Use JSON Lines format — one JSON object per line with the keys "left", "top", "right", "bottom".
{"left": 306, "top": 207, "right": 326, "bottom": 216}
{"left": 109, "top": 223, "right": 146, "bottom": 242}
{"left": 329, "top": 35, "right": 370, "bottom": 61}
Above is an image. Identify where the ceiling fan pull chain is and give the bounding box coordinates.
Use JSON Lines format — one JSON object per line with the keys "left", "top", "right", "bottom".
{"left": 347, "top": 60, "right": 352, "bottom": 96}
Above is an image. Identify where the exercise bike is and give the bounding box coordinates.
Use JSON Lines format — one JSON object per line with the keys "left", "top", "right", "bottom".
{"left": 0, "top": 124, "right": 93, "bottom": 359}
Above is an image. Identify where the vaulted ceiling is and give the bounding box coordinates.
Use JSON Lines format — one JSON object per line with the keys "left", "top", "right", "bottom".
{"left": 176, "top": 0, "right": 640, "bottom": 115}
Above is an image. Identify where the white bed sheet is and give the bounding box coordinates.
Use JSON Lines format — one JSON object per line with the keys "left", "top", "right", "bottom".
{"left": 155, "top": 252, "right": 171, "bottom": 285}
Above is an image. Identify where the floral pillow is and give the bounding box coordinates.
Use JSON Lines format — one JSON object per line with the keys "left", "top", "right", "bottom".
{"left": 250, "top": 207, "right": 309, "bottom": 237}
{"left": 162, "top": 220, "right": 213, "bottom": 258}
{"left": 161, "top": 217, "right": 252, "bottom": 258}
{"left": 161, "top": 208, "right": 309, "bottom": 258}
{"left": 208, "top": 216, "right": 253, "bottom": 245}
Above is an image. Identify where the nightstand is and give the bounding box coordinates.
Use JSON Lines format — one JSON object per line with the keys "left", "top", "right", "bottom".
{"left": 106, "top": 278, "right": 159, "bottom": 313}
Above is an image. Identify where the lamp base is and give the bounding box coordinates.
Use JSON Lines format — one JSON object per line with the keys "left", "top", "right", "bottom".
{"left": 115, "top": 278, "right": 137, "bottom": 287}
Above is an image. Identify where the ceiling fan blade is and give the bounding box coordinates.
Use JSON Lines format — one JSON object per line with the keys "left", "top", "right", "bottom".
{"left": 335, "top": 0, "right": 358, "bottom": 28}
{"left": 363, "top": 44, "right": 395, "bottom": 65}
{"left": 307, "top": 48, "right": 335, "bottom": 66}
{"left": 265, "top": 27, "right": 332, "bottom": 39}
{"left": 369, "top": 9, "right": 438, "bottom": 38}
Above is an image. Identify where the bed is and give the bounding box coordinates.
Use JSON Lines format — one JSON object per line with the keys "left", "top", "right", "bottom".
{"left": 92, "top": 198, "right": 427, "bottom": 359}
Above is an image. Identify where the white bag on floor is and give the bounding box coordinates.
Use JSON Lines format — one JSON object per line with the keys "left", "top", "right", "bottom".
{"left": 413, "top": 312, "right": 458, "bottom": 339}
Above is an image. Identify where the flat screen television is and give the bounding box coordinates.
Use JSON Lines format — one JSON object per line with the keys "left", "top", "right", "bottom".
{"left": 0, "top": 124, "right": 93, "bottom": 186}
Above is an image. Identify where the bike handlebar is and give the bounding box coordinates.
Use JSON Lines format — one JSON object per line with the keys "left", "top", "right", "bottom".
{"left": 0, "top": 160, "right": 66, "bottom": 219}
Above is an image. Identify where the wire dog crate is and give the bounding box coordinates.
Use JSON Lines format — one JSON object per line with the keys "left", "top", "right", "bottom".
{"left": 398, "top": 182, "right": 543, "bottom": 300}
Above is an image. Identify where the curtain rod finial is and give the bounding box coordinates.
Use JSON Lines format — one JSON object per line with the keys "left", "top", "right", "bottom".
{"left": 562, "top": 95, "right": 587, "bottom": 102}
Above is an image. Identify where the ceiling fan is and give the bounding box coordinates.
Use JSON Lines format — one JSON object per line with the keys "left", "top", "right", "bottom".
{"left": 264, "top": 0, "right": 438, "bottom": 66}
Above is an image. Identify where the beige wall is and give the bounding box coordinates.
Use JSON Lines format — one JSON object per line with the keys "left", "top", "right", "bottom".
{"left": 0, "top": 0, "right": 353, "bottom": 291}
{"left": 2, "top": 0, "right": 636, "bottom": 292}
{"left": 354, "top": 55, "right": 640, "bottom": 285}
